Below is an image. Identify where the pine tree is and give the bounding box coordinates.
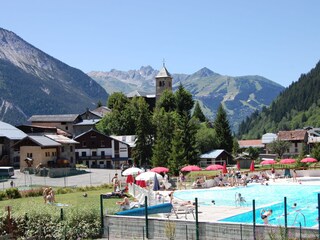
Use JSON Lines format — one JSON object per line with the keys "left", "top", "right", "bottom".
{"left": 192, "top": 101, "right": 206, "bottom": 122}
{"left": 152, "top": 109, "right": 176, "bottom": 167}
{"left": 131, "top": 98, "right": 154, "bottom": 167}
{"left": 175, "top": 83, "right": 194, "bottom": 117}
{"left": 213, "top": 104, "right": 233, "bottom": 153}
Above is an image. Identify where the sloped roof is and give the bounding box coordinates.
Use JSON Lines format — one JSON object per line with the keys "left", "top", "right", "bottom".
{"left": 200, "top": 149, "right": 230, "bottom": 159}
{"left": 28, "top": 114, "right": 79, "bottom": 122}
{"left": 278, "top": 130, "right": 307, "bottom": 141}
{"left": 156, "top": 66, "right": 172, "bottom": 78}
{"left": 27, "top": 136, "right": 61, "bottom": 147}
{"left": 74, "top": 129, "right": 129, "bottom": 147}
{"left": 111, "top": 135, "right": 136, "bottom": 148}
{"left": 74, "top": 119, "right": 100, "bottom": 126}
{"left": 127, "top": 90, "right": 155, "bottom": 98}
{"left": 46, "top": 134, "right": 78, "bottom": 144}
{"left": 0, "top": 121, "right": 27, "bottom": 140}
{"left": 238, "top": 139, "right": 264, "bottom": 148}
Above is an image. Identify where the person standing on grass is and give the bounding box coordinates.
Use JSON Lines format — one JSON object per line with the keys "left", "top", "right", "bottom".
{"left": 112, "top": 173, "right": 119, "bottom": 192}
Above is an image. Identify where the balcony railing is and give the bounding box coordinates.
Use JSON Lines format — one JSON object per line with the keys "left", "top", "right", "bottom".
{"left": 77, "top": 155, "right": 112, "bottom": 160}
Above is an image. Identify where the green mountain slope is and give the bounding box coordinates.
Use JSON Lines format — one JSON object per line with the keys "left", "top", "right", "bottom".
{"left": 0, "top": 28, "right": 108, "bottom": 125}
{"left": 89, "top": 67, "right": 284, "bottom": 131}
{"left": 238, "top": 60, "right": 320, "bottom": 139}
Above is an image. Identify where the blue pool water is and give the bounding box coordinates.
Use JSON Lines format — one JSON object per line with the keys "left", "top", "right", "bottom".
{"left": 174, "top": 184, "right": 320, "bottom": 227}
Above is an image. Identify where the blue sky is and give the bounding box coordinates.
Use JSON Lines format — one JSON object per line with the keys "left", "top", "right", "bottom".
{"left": 1, "top": 0, "right": 320, "bottom": 87}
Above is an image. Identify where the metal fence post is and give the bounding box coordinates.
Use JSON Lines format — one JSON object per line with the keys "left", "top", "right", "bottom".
{"left": 60, "top": 208, "right": 64, "bottom": 221}
{"left": 253, "top": 199, "right": 256, "bottom": 240}
{"left": 145, "top": 196, "right": 148, "bottom": 239}
{"left": 318, "top": 193, "right": 320, "bottom": 239}
{"left": 195, "top": 198, "right": 199, "bottom": 240}
{"left": 100, "top": 194, "right": 104, "bottom": 235}
{"left": 284, "top": 196, "right": 287, "bottom": 239}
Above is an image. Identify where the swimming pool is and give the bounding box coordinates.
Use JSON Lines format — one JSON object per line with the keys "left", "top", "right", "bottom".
{"left": 174, "top": 184, "right": 320, "bottom": 227}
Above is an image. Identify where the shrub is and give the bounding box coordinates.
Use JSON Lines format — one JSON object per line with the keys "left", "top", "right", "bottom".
{"left": 5, "top": 188, "right": 21, "bottom": 199}
{"left": 0, "top": 191, "right": 6, "bottom": 201}
{"left": 20, "top": 188, "right": 43, "bottom": 198}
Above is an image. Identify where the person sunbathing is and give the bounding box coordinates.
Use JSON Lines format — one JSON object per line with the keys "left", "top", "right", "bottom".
{"left": 116, "top": 197, "right": 131, "bottom": 210}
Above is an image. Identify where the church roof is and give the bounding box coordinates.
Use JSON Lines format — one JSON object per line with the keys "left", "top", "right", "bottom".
{"left": 156, "top": 66, "right": 171, "bottom": 78}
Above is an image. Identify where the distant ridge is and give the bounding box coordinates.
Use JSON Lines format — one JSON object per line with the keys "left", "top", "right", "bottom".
{"left": 88, "top": 66, "right": 284, "bottom": 131}
{"left": 0, "top": 28, "right": 108, "bottom": 125}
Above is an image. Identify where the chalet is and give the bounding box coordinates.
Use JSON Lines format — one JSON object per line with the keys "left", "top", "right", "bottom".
{"left": 277, "top": 130, "right": 308, "bottom": 157}
{"left": 15, "top": 136, "right": 61, "bottom": 170}
{"left": 74, "top": 129, "right": 130, "bottom": 169}
{"left": 0, "top": 121, "right": 27, "bottom": 167}
{"left": 28, "top": 114, "right": 82, "bottom": 136}
{"left": 199, "top": 149, "right": 234, "bottom": 168}
{"left": 45, "top": 134, "right": 78, "bottom": 167}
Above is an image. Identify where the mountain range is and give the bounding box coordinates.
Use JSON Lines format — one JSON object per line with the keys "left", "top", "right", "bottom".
{"left": 88, "top": 67, "right": 285, "bottom": 131}
{"left": 0, "top": 28, "right": 108, "bottom": 126}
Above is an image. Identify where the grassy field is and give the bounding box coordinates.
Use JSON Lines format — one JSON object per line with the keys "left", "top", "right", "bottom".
{"left": 0, "top": 186, "right": 124, "bottom": 218}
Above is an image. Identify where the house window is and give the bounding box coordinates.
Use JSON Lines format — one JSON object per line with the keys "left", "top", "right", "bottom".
{"left": 66, "top": 126, "right": 69, "bottom": 130}
{"left": 61, "top": 147, "right": 65, "bottom": 152}
{"left": 70, "top": 146, "right": 73, "bottom": 152}
{"left": 81, "top": 152, "right": 86, "bottom": 157}
{"left": 91, "top": 134, "right": 96, "bottom": 138}
{"left": 52, "top": 152, "right": 56, "bottom": 156}
{"left": 82, "top": 141, "right": 87, "bottom": 147}
{"left": 92, "top": 151, "right": 97, "bottom": 157}
{"left": 70, "top": 157, "right": 73, "bottom": 163}
{"left": 295, "top": 142, "right": 298, "bottom": 147}
{"left": 101, "top": 151, "right": 105, "bottom": 157}
{"left": 45, "top": 152, "right": 50, "bottom": 157}
{"left": 295, "top": 148, "right": 298, "bottom": 153}
{"left": 99, "top": 161, "right": 104, "bottom": 165}
{"left": 27, "top": 153, "right": 33, "bottom": 158}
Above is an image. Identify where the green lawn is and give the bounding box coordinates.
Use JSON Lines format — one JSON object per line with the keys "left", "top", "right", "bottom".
{"left": 0, "top": 187, "right": 124, "bottom": 218}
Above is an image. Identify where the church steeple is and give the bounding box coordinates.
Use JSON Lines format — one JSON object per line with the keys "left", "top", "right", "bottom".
{"left": 155, "top": 63, "right": 172, "bottom": 101}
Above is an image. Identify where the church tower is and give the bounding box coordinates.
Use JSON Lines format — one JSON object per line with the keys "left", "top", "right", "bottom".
{"left": 155, "top": 63, "right": 173, "bottom": 101}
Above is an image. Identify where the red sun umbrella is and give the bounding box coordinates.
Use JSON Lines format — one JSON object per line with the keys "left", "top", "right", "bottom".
{"left": 150, "top": 167, "right": 169, "bottom": 173}
{"left": 126, "top": 174, "right": 134, "bottom": 184}
{"left": 301, "top": 157, "right": 317, "bottom": 163}
{"left": 261, "top": 159, "right": 277, "bottom": 165}
{"left": 250, "top": 161, "right": 255, "bottom": 172}
{"left": 222, "top": 162, "right": 228, "bottom": 174}
{"left": 181, "top": 165, "right": 202, "bottom": 172}
{"left": 279, "top": 158, "right": 296, "bottom": 164}
{"left": 205, "top": 164, "right": 223, "bottom": 171}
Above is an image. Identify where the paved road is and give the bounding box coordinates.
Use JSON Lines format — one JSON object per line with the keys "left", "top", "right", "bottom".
{"left": 1, "top": 168, "right": 126, "bottom": 190}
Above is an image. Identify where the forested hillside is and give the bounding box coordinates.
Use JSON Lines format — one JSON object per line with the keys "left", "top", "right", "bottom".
{"left": 238, "top": 60, "right": 320, "bottom": 139}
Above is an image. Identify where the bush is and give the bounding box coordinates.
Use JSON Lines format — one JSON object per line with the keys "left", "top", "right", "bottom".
{"left": 5, "top": 188, "right": 21, "bottom": 199}
{"left": 0, "top": 191, "right": 6, "bottom": 201}
{"left": 20, "top": 188, "right": 43, "bottom": 198}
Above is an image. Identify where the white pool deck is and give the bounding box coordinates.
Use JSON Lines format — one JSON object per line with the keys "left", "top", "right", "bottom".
{"left": 161, "top": 177, "right": 320, "bottom": 223}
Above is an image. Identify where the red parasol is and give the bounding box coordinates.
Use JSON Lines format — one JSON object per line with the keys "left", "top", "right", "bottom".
{"left": 181, "top": 165, "right": 202, "bottom": 172}
{"left": 261, "top": 159, "right": 277, "bottom": 165}
{"left": 301, "top": 157, "right": 317, "bottom": 163}
{"left": 279, "top": 158, "right": 296, "bottom": 164}
{"left": 250, "top": 161, "right": 255, "bottom": 171}
{"left": 222, "top": 162, "right": 228, "bottom": 174}
{"left": 205, "top": 164, "right": 224, "bottom": 171}
{"left": 126, "top": 174, "right": 134, "bottom": 184}
{"left": 150, "top": 167, "right": 169, "bottom": 173}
